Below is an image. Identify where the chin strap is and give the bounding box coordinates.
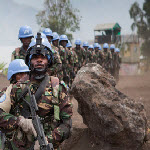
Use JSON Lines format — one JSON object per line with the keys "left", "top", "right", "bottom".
{"left": 31, "top": 67, "right": 48, "bottom": 80}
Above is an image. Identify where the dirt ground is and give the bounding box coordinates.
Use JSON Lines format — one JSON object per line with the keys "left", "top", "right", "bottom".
{"left": 0, "top": 72, "right": 150, "bottom": 149}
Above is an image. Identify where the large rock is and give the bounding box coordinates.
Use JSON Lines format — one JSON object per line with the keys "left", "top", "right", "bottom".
{"left": 71, "top": 63, "right": 147, "bottom": 149}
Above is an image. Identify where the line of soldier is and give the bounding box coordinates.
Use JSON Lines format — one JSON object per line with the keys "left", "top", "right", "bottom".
{"left": 11, "top": 25, "right": 121, "bottom": 88}
{"left": 0, "top": 27, "right": 73, "bottom": 149}
{"left": 0, "top": 25, "right": 121, "bottom": 149}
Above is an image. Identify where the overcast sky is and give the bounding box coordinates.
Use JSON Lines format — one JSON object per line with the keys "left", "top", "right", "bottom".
{"left": 0, "top": 0, "right": 145, "bottom": 64}
{"left": 13, "top": 0, "right": 144, "bottom": 38}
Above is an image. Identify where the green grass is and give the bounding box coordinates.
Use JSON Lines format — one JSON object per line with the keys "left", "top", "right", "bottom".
{"left": 2, "top": 68, "right": 8, "bottom": 76}
{"left": 0, "top": 62, "right": 6, "bottom": 70}
{"left": 0, "top": 62, "right": 7, "bottom": 76}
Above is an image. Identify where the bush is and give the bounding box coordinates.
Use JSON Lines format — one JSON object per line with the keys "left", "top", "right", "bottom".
{"left": 0, "top": 62, "right": 6, "bottom": 70}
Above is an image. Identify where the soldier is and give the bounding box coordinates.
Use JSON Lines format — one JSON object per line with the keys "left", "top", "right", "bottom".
{"left": 43, "top": 28, "right": 53, "bottom": 43}
{"left": 93, "top": 43, "right": 101, "bottom": 63}
{"left": 0, "top": 59, "right": 30, "bottom": 149}
{"left": 59, "top": 35, "right": 70, "bottom": 85}
{"left": 66, "top": 40, "right": 76, "bottom": 87}
{"left": 115, "top": 48, "right": 121, "bottom": 82}
{"left": 0, "top": 33, "right": 72, "bottom": 150}
{"left": 102, "top": 43, "right": 112, "bottom": 73}
{"left": 110, "top": 44, "right": 116, "bottom": 77}
{"left": 49, "top": 32, "right": 63, "bottom": 80}
{"left": 82, "top": 41, "right": 89, "bottom": 64}
{"left": 87, "top": 45, "right": 94, "bottom": 63}
{"left": 11, "top": 25, "right": 34, "bottom": 61}
{"left": 73, "top": 39, "right": 85, "bottom": 70}
{"left": 98, "top": 44, "right": 104, "bottom": 66}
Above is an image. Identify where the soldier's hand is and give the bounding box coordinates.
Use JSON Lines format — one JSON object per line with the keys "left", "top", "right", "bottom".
{"left": 18, "top": 116, "right": 37, "bottom": 137}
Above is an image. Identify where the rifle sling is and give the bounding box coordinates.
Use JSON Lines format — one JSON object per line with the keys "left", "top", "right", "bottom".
{"left": 35, "top": 74, "right": 50, "bottom": 102}
{"left": 18, "top": 75, "right": 50, "bottom": 103}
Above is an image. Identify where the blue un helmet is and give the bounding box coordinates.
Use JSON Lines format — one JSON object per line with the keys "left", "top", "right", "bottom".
{"left": 115, "top": 48, "right": 120, "bottom": 53}
{"left": 88, "top": 45, "right": 94, "bottom": 50}
{"left": 103, "top": 43, "right": 109, "bottom": 49}
{"left": 18, "top": 25, "right": 34, "bottom": 39}
{"left": 83, "top": 41, "right": 89, "bottom": 47}
{"left": 7, "top": 59, "right": 30, "bottom": 80}
{"left": 25, "top": 32, "right": 53, "bottom": 68}
{"left": 98, "top": 45, "right": 102, "bottom": 50}
{"left": 93, "top": 43, "right": 99, "bottom": 48}
{"left": 75, "top": 39, "right": 82, "bottom": 45}
{"left": 42, "top": 28, "right": 53, "bottom": 37}
{"left": 59, "top": 35, "right": 68, "bottom": 43}
{"left": 66, "top": 40, "right": 72, "bottom": 48}
{"left": 52, "top": 32, "right": 60, "bottom": 41}
{"left": 110, "top": 44, "right": 115, "bottom": 50}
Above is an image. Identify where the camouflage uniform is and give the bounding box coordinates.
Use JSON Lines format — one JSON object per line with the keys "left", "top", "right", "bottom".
{"left": 83, "top": 48, "right": 89, "bottom": 65}
{"left": 0, "top": 75, "right": 72, "bottom": 150}
{"left": 114, "top": 53, "right": 121, "bottom": 81}
{"left": 92, "top": 50, "right": 103, "bottom": 65}
{"left": 102, "top": 51, "right": 112, "bottom": 73}
{"left": 48, "top": 45, "right": 63, "bottom": 80}
{"left": 86, "top": 50, "right": 93, "bottom": 63}
{"left": 110, "top": 52, "right": 116, "bottom": 77}
{"left": 58, "top": 46, "right": 69, "bottom": 85}
{"left": 67, "top": 48, "right": 77, "bottom": 87}
{"left": 73, "top": 47, "right": 85, "bottom": 70}
{"left": 11, "top": 46, "right": 27, "bottom": 61}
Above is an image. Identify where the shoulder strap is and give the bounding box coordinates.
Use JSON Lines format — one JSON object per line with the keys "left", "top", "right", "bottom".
{"left": 35, "top": 75, "right": 50, "bottom": 102}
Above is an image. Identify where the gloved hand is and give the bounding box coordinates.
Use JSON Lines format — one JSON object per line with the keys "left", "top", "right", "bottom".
{"left": 34, "top": 137, "right": 49, "bottom": 150}
{"left": 34, "top": 140, "right": 40, "bottom": 150}
{"left": 18, "top": 116, "right": 37, "bottom": 137}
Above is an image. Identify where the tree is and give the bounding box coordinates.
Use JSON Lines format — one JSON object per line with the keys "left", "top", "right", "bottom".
{"left": 129, "top": 0, "right": 150, "bottom": 69}
{"left": 36, "top": 0, "right": 81, "bottom": 40}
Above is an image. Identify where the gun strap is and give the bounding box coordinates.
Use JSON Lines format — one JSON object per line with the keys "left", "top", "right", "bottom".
{"left": 18, "top": 75, "right": 49, "bottom": 103}
{"left": 35, "top": 74, "right": 50, "bottom": 102}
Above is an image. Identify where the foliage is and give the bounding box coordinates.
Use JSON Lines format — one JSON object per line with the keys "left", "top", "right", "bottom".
{"left": 2, "top": 68, "right": 8, "bottom": 76}
{"left": 129, "top": 0, "right": 150, "bottom": 65}
{"left": 0, "top": 62, "right": 6, "bottom": 70}
{"left": 36, "top": 0, "right": 81, "bottom": 37}
{"left": 0, "top": 62, "right": 7, "bottom": 76}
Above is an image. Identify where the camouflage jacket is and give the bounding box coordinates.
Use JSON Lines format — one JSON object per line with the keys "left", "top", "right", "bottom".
{"left": 48, "top": 45, "right": 62, "bottom": 77}
{"left": 11, "top": 46, "right": 27, "bottom": 61}
{"left": 92, "top": 51, "right": 103, "bottom": 65}
{"left": 59, "top": 46, "right": 68, "bottom": 66}
{"left": 102, "top": 51, "right": 112, "bottom": 68}
{"left": 87, "top": 50, "right": 93, "bottom": 63}
{"left": 110, "top": 52, "right": 116, "bottom": 68}
{"left": 115, "top": 53, "right": 121, "bottom": 68}
{"left": 0, "top": 75, "right": 72, "bottom": 149}
{"left": 73, "top": 47, "right": 85, "bottom": 63}
{"left": 67, "top": 48, "right": 78, "bottom": 66}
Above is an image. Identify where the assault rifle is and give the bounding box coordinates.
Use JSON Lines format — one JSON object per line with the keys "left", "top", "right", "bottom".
{"left": 21, "top": 87, "right": 54, "bottom": 150}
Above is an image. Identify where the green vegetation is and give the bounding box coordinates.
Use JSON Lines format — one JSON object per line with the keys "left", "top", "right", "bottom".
{"left": 0, "top": 62, "right": 6, "bottom": 70}
{"left": 129, "top": 0, "right": 150, "bottom": 70}
{"left": 0, "top": 62, "right": 7, "bottom": 76}
{"left": 36, "top": 0, "right": 81, "bottom": 41}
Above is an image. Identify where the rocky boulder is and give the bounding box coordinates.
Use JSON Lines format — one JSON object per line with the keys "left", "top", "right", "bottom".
{"left": 71, "top": 63, "right": 147, "bottom": 149}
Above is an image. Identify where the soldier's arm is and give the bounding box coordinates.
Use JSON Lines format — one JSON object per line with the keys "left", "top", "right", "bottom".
{"left": 0, "top": 85, "right": 19, "bottom": 132}
{"left": 47, "top": 82, "right": 72, "bottom": 145}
